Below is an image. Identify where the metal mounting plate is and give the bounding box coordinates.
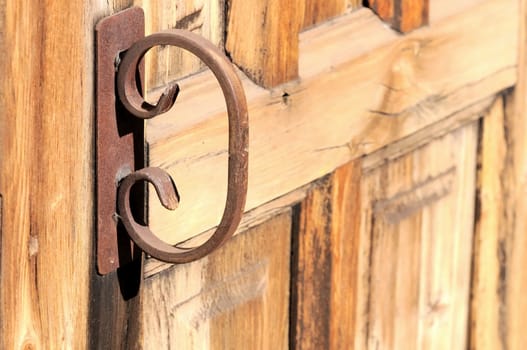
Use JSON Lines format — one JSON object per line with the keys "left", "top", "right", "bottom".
{"left": 95, "top": 8, "right": 145, "bottom": 275}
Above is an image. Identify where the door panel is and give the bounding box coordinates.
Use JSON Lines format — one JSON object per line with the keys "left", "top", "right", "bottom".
{"left": 2, "top": 0, "right": 526, "bottom": 348}
{"left": 291, "top": 161, "right": 362, "bottom": 350}
{"left": 140, "top": 212, "right": 291, "bottom": 349}
{"left": 356, "top": 122, "right": 478, "bottom": 349}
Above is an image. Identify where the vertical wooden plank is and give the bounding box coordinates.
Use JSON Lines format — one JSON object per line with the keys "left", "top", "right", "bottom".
{"left": 399, "top": 0, "right": 428, "bottom": 32}
{"left": 302, "top": 0, "right": 347, "bottom": 29}
{"left": 141, "top": 212, "right": 291, "bottom": 349}
{"left": 472, "top": 1, "right": 527, "bottom": 347}
{"left": 208, "top": 214, "right": 290, "bottom": 350}
{"left": 292, "top": 176, "right": 332, "bottom": 350}
{"left": 89, "top": 260, "right": 144, "bottom": 349}
{"left": 470, "top": 97, "right": 506, "bottom": 350}
{"left": 506, "top": 1, "right": 527, "bottom": 348}
{"left": 225, "top": 0, "right": 303, "bottom": 88}
{"left": 368, "top": 0, "right": 429, "bottom": 32}
{"left": 355, "top": 123, "right": 478, "bottom": 349}
{"left": 330, "top": 162, "right": 362, "bottom": 350}
{"left": 291, "top": 161, "right": 361, "bottom": 349}
{"left": 0, "top": 0, "right": 117, "bottom": 348}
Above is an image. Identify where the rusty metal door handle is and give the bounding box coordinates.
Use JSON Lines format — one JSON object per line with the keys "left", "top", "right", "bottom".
{"left": 116, "top": 30, "right": 248, "bottom": 264}
{"left": 95, "top": 8, "right": 248, "bottom": 274}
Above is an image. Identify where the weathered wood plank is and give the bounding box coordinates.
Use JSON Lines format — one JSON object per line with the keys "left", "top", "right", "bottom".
{"left": 0, "top": 0, "right": 118, "bottom": 348}
{"left": 368, "top": 0, "right": 428, "bottom": 32}
{"left": 303, "top": 0, "right": 347, "bottom": 29}
{"left": 140, "top": 212, "right": 291, "bottom": 349}
{"left": 505, "top": 1, "right": 527, "bottom": 348}
{"left": 225, "top": 0, "right": 303, "bottom": 88}
{"left": 470, "top": 1, "right": 527, "bottom": 348}
{"left": 145, "top": 0, "right": 516, "bottom": 244}
{"left": 470, "top": 97, "right": 506, "bottom": 350}
{"left": 291, "top": 161, "right": 361, "bottom": 349}
{"left": 329, "top": 162, "right": 362, "bottom": 350}
{"left": 356, "top": 122, "right": 478, "bottom": 349}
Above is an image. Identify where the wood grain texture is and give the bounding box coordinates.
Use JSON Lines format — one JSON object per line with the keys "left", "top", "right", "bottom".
{"left": 134, "top": 0, "right": 224, "bottom": 91}
{"left": 0, "top": 0, "right": 119, "bottom": 348}
{"left": 368, "top": 0, "right": 428, "bottom": 32}
{"left": 355, "top": 123, "right": 478, "bottom": 349}
{"left": 291, "top": 161, "right": 361, "bottom": 349}
{"left": 143, "top": 187, "right": 305, "bottom": 277}
{"left": 225, "top": 0, "right": 302, "bottom": 87}
{"left": 470, "top": 97, "right": 506, "bottom": 350}
{"left": 302, "top": 0, "right": 347, "bottom": 29}
{"left": 505, "top": 1, "right": 527, "bottom": 348}
{"left": 470, "top": 1, "right": 527, "bottom": 347}
{"left": 140, "top": 212, "right": 291, "bottom": 349}
{"left": 146, "top": 0, "right": 517, "bottom": 244}
{"left": 368, "top": 0, "right": 393, "bottom": 21}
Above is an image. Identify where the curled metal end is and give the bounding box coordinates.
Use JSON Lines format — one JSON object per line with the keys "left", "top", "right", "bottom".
{"left": 148, "top": 83, "right": 180, "bottom": 116}
{"left": 119, "top": 167, "right": 179, "bottom": 211}
{"left": 149, "top": 168, "right": 179, "bottom": 210}
{"left": 117, "top": 167, "right": 188, "bottom": 263}
{"left": 117, "top": 165, "right": 245, "bottom": 264}
{"left": 116, "top": 52, "right": 180, "bottom": 119}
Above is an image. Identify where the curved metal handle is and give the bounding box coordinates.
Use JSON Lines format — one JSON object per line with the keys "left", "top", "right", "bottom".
{"left": 116, "top": 30, "right": 248, "bottom": 263}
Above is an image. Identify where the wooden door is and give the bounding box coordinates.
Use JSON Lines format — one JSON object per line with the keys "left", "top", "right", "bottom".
{"left": 1, "top": 0, "right": 527, "bottom": 349}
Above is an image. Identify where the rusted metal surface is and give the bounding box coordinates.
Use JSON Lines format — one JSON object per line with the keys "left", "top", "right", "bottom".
{"left": 95, "top": 8, "right": 145, "bottom": 274}
{"left": 116, "top": 29, "right": 249, "bottom": 263}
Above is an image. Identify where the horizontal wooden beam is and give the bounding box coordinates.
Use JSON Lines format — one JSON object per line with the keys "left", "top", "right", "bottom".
{"left": 144, "top": 94, "right": 494, "bottom": 276}
{"left": 146, "top": 0, "right": 517, "bottom": 244}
